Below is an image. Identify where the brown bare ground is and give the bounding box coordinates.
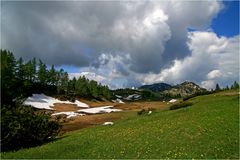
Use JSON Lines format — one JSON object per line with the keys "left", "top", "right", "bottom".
{"left": 78, "top": 99, "right": 116, "bottom": 107}
{"left": 53, "top": 103, "right": 81, "bottom": 112}
{"left": 52, "top": 101, "right": 168, "bottom": 133}
{"left": 61, "top": 111, "right": 133, "bottom": 132}
{"left": 114, "top": 101, "right": 169, "bottom": 111}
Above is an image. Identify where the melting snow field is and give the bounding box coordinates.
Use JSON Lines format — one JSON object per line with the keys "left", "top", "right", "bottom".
{"left": 78, "top": 106, "right": 122, "bottom": 114}
{"left": 52, "top": 106, "right": 122, "bottom": 118}
{"left": 51, "top": 106, "right": 122, "bottom": 118}
{"left": 52, "top": 112, "right": 85, "bottom": 118}
{"left": 23, "top": 94, "right": 89, "bottom": 110}
{"left": 24, "top": 94, "right": 122, "bottom": 118}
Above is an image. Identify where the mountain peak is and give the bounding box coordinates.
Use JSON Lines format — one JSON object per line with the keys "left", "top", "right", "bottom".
{"left": 139, "top": 81, "right": 206, "bottom": 97}
{"left": 139, "top": 82, "right": 172, "bottom": 92}
{"left": 180, "top": 81, "right": 199, "bottom": 86}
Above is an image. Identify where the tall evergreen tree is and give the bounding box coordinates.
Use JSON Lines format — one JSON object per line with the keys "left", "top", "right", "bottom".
{"left": 38, "top": 60, "right": 48, "bottom": 85}
{"left": 88, "top": 80, "right": 99, "bottom": 98}
{"left": 75, "top": 76, "right": 89, "bottom": 97}
{"left": 232, "top": 81, "right": 239, "bottom": 89}
{"left": 215, "top": 83, "right": 221, "bottom": 92}
{"left": 1, "top": 50, "right": 16, "bottom": 80}
{"left": 23, "top": 60, "right": 33, "bottom": 82}
{"left": 57, "top": 69, "right": 69, "bottom": 94}
{"left": 225, "top": 85, "right": 229, "bottom": 90}
{"left": 16, "top": 57, "right": 24, "bottom": 80}
{"left": 68, "top": 77, "right": 77, "bottom": 93}
{"left": 62, "top": 72, "right": 69, "bottom": 93}
{"left": 102, "top": 85, "right": 112, "bottom": 99}
{"left": 49, "top": 65, "right": 57, "bottom": 85}
{"left": 30, "top": 58, "right": 37, "bottom": 82}
{"left": 1, "top": 50, "right": 17, "bottom": 104}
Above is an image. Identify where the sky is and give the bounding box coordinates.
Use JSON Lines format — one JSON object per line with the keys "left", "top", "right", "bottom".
{"left": 1, "top": 0, "right": 239, "bottom": 89}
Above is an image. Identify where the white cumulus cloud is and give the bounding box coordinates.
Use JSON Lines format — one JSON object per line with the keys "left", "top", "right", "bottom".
{"left": 207, "top": 70, "right": 222, "bottom": 79}
{"left": 142, "top": 31, "right": 239, "bottom": 89}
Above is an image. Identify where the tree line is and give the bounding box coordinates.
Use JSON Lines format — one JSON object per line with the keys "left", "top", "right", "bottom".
{"left": 1, "top": 49, "right": 112, "bottom": 106}
{"left": 0, "top": 49, "right": 112, "bottom": 151}
{"left": 215, "top": 82, "right": 239, "bottom": 92}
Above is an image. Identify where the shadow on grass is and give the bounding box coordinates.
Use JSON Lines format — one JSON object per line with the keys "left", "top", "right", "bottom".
{"left": 1, "top": 135, "right": 69, "bottom": 153}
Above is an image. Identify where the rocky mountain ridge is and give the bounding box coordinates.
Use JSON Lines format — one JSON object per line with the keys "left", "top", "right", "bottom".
{"left": 139, "top": 81, "right": 206, "bottom": 97}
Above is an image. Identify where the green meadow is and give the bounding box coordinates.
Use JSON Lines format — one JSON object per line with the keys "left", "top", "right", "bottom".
{"left": 2, "top": 90, "right": 239, "bottom": 159}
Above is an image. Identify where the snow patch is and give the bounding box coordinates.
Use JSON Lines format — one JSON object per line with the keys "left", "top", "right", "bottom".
{"left": 78, "top": 106, "right": 122, "bottom": 114}
{"left": 169, "top": 99, "right": 177, "bottom": 103}
{"left": 103, "top": 122, "right": 114, "bottom": 125}
{"left": 52, "top": 112, "right": 85, "bottom": 118}
{"left": 148, "top": 110, "right": 152, "bottom": 115}
{"left": 23, "top": 94, "right": 89, "bottom": 110}
{"left": 112, "top": 98, "right": 125, "bottom": 104}
{"left": 115, "top": 95, "right": 122, "bottom": 98}
{"left": 117, "top": 99, "right": 125, "bottom": 104}
{"left": 125, "top": 94, "right": 141, "bottom": 100}
{"left": 73, "top": 100, "right": 89, "bottom": 108}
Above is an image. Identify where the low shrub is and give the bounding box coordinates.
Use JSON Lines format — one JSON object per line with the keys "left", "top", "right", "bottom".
{"left": 137, "top": 108, "right": 156, "bottom": 115}
{"left": 1, "top": 103, "right": 61, "bottom": 152}
{"left": 137, "top": 109, "right": 146, "bottom": 115}
{"left": 57, "top": 94, "right": 76, "bottom": 102}
{"left": 170, "top": 101, "right": 193, "bottom": 110}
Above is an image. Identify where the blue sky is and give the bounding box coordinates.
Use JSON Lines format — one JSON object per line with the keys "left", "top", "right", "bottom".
{"left": 211, "top": 1, "right": 239, "bottom": 37}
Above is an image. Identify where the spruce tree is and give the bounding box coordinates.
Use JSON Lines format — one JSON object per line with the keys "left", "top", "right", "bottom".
{"left": 38, "top": 60, "right": 48, "bottom": 85}
{"left": 16, "top": 57, "right": 24, "bottom": 80}
{"left": 215, "top": 83, "right": 221, "bottom": 92}
{"left": 233, "top": 81, "right": 239, "bottom": 89}
{"left": 49, "top": 65, "right": 57, "bottom": 85}
{"left": 31, "top": 58, "right": 37, "bottom": 82}
{"left": 89, "top": 80, "right": 99, "bottom": 98}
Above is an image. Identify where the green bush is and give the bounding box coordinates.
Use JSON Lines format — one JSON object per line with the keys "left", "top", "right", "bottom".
{"left": 137, "top": 108, "right": 156, "bottom": 115}
{"left": 169, "top": 101, "right": 193, "bottom": 110}
{"left": 137, "top": 109, "right": 146, "bottom": 115}
{"left": 1, "top": 104, "right": 61, "bottom": 152}
{"left": 57, "top": 94, "right": 76, "bottom": 102}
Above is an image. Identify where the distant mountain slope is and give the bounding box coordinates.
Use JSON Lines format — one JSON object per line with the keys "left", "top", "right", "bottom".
{"left": 163, "top": 81, "right": 207, "bottom": 97}
{"left": 139, "top": 81, "right": 207, "bottom": 97}
{"left": 139, "top": 83, "right": 172, "bottom": 92}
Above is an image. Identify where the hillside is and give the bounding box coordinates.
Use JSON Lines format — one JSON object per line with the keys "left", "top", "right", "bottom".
{"left": 163, "top": 81, "right": 207, "bottom": 97}
{"left": 139, "top": 83, "right": 172, "bottom": 92}
{"left": 2, "top": 90, "right": 239, "bottom": 159}
{"left": 138, "top": 81, "right": 206, "bottom": 97}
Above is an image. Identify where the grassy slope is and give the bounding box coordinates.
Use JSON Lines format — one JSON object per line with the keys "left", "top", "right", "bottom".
{"left": 2, "top": 90, "right": 239, "bottom": 159}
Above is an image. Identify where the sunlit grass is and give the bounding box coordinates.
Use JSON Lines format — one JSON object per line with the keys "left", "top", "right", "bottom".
{"left": 2, "top": 90, "right": 239, "bottom": 159}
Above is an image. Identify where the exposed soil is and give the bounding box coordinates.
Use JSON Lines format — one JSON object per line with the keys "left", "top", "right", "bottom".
{"left": 61, "top": 112, "right": 130, "bottom": 132}
{"left": 114, "top": 101, "right": 169, "bottom": 111}
{"left": 52, "top": 100, "right": 169, "bottom": 133}
{"left": 53, "top": 103, "right": 81, "bottom": 112}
